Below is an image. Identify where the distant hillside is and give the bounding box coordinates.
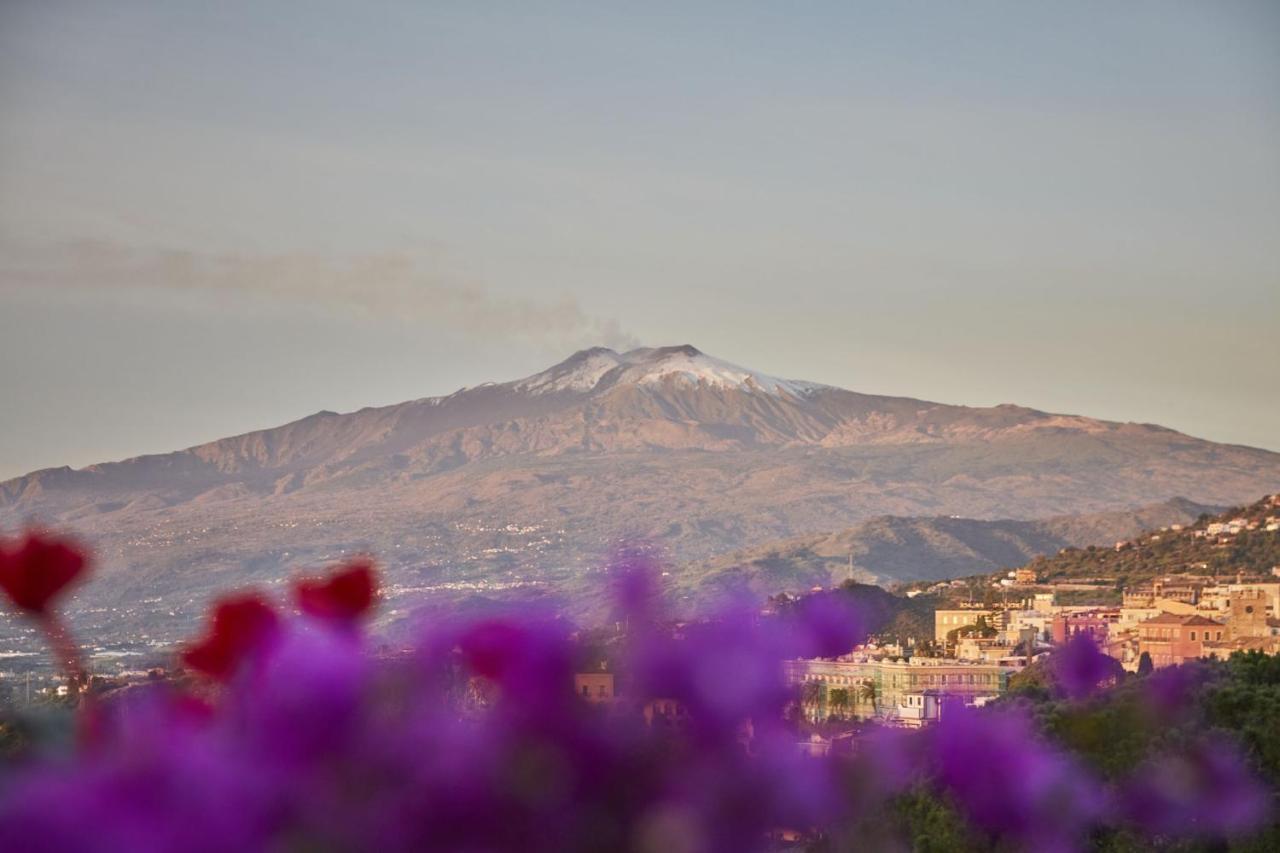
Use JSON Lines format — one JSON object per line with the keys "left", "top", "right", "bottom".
{"left": 1020, "top": 494, "right": 1280, "bottom": 586}
{"left": 769, "top": 581, "right": 942, "bottom": 646}
{"left": 673, "top": 497, "right": 1221, "bottom": 604}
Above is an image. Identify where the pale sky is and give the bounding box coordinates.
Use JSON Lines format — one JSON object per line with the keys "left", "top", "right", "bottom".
{"left": 2, "top": 1, "right": 1278, "bottom": 480}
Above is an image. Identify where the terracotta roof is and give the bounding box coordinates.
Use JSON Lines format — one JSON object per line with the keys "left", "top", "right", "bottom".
{"left": 1182, "top": 615, "right": 1227, "bottom": 626}
{"left": 1138, "top": 612, "right": 1224, "bottom": 627}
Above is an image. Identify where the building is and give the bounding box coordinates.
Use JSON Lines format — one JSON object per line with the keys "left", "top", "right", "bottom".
{"left": 1226, "top": 582, "right": 1280, "bottom": 620}
{"left": 1013, "top": 568, "right": 1038, "bottom": 586}
{"left": 934, "top": 607, "right": 1003, "bottom": 643}
{"left": 642, "top": 698, "right": 689, "bottom": 728}
{"left": 1136, "top": 613, "right": 1225, "bottom": 668}
{"left": 1118, "top": 597, "right": 1197, "bottom": 632}
{"left": 953, "top": 636, "right": 1020, "bottom": 664}
{"left": 1030, "top": 592, "right": 1056, "bottom": 613}
{"left": 1051, "top": 608, "right": 1119, "bottom": 645}
{"left": 895, "top": 691, "right": 945, "bottom": 727}
{"left": 1225, "top": 589, "right": 1274, "bottom": 641}
{"left": 574, "top": 672, "right": 615, "bottom": 704}
{"left": 1123, "top": 576, "right": 1209, "bottom": 608}
{"left": 784, "top": 657, "right": 1013, "bottom": 725}
{"left": 1002, "top": 609, "right": 1051, "bottom": 645}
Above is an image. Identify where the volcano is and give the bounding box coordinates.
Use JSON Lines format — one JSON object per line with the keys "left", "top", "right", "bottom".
{"left": 3, "top": 345, "right": 1277, "bottom": 638}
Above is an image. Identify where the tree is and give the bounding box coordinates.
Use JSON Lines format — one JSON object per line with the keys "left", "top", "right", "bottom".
{"left": 1136, "top": 652, "right": 1153, "bottom": 677}
{"left": 859, "top": 679, "right": 879, "bottom": 716}
{"left": 946, "top": 617, "right": 997, "bottom": 645}
{"left": 828, "top": 688, "right": 850, "bottom": 719}
{"left": 801, "top": 679, "right": 826, "bottom": 720}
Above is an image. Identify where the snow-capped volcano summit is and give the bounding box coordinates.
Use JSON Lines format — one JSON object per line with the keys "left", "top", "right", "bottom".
{"left": 513, "top": 347, "right": 626, "bottom": 394}
{"left": 514, "top": 345, "right": 826, "bottom": 397}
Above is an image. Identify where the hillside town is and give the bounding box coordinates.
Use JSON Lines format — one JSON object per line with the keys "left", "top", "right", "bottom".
{"left": 785, "top": 494, "right": 1280, "bottom": 731}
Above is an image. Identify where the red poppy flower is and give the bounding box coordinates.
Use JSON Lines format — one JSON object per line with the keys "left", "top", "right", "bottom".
{"left": 182, "top": 593, "right": 279, "bottom": 681}
{"left": 0, "top": 530, "right": 89, "bottom": 616}
{"left": 293, "top": 559, "right": 377, "bottom": 622}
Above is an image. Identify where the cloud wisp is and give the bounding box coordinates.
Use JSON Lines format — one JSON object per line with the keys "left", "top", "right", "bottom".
{"left": 0, "top": 239, "right": 640, "bottom": 352}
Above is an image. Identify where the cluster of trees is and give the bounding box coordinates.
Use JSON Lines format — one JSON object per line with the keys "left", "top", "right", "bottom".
{"left": 797, "top": 678, "right": 879, "bottom": 723}
{"left": 945, "top": 614, "right": 998, "bottom": 645}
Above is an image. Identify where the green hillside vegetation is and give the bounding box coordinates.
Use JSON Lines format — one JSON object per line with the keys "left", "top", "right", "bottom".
{"left": 1024, "top": 495, "right": 1280, "bottom": 587}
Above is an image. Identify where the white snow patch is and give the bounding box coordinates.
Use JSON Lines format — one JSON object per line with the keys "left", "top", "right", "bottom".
{"left": 515, "top": 349, "right": 625, "bottom": 393}
{"left": 618, "top": 350, "right": 825, "bottom": 396}
{"left": 513, "top": 347, "right": 827, "bottom": 398}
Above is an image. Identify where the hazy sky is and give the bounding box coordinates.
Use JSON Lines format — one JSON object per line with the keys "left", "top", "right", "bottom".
{"left": 2, "top": 1, "right": 1278, "bottom": 480}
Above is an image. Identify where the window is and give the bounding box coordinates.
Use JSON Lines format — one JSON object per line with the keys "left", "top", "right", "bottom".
{"left": 1190, "top": 631, "right": 1196, "bottom": 641}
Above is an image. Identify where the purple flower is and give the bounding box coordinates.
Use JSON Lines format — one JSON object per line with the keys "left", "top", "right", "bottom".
{"left": 852, "top": 725, "right": 928, "bottom": 798}
{"left": 0, "top": 687, "right": 277, "bottom": 852}
{"left": 5, "top": 528, "right": 1273, "bottom": 853}
{"left": 786, "top": 591, "right": 866, "bottom": 659}
{"left": 1052, "top": 631, "right": 1117, "bottom": 700}
{"left": 929, "top": 706, "right": 1107, "bottom": 848}
{"left": 1122, "top": 736, "right": 1272, "bottom": 839}
{"left": 629, "top": 605, "right": 793, "bottom": 740}
{"left": 608, "top": 543, "right": 664, "bottom": 626}
{"left": 1138, "top": 661, "right": 1207, "bottom": 722}
{"left": 233, "top": 617, "right": 368, "bottom": 765}
{"left": 455, "top": 612, "right": 577, "bottom": 720}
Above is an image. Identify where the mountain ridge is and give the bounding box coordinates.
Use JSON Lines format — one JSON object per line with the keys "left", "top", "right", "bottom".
{"left": 1, "top": 345, "right": 1277, "bottom": 641}
{"left": 673, "top": 496, "right": 1225, "bottom": 603}
{"left": 5, "top": 345, "right": 1269, "bottom": 511}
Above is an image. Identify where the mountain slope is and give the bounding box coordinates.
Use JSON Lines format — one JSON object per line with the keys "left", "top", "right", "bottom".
{"left": 1020, "top": 494, "right": 1280, "bottom": 586}
{"left": 673, "top": 497, "right": 1224, "bottom": 602}
{"left": 1, "top": 345, "right": 1277, "bottom": 641}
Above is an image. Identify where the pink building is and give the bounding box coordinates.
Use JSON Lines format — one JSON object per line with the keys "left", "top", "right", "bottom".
{"left": 1050, "top": 609, "right": 1119, "bottom": 645}
{"left": 1138, "top": 613, "right": 1225, "bottom": 668}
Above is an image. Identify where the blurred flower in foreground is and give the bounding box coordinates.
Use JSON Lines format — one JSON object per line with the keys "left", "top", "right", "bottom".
{"left": 1122, "top": 736, "right": 1272, "bottom": 840}
{"left": 0, "top": 534, "right": 1275, "bottom": 852}
{"left": 930, "top": 705, "right": 1107, "bottom": 850}
{"left": 1052, "top": 631, "right": 1117, "bottom": 700}
{"left": 0, "top": 530, "right": 88, "bottom": 616}
{"left": 608, "top": 542, "right": 663, "bottom": 628}
{"left": 1138, "top": 659, "right": 1208, "bottom": 722}
{"left": 786, "top": 591, "right": 865, "bottom": 660}
{"left": 181, "top": 593, "right": 279, "bottom": 681}
{"left": 0, "top": 530, "right": 92, "bottom": 697}
{"left": 294, "top": 558, "right": 377, "bottom": 623}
